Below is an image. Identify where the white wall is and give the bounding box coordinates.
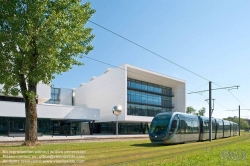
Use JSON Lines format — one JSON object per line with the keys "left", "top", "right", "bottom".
{"left": 173, "top": 84, "right": 186, "bottom": 112}
{"left": 74, "top": 64, "right": 127, "bottom": 122}
{"left": 37, "top": 82, "right": 51, "bottom": 104}
{"left": 74, "top": 64, "right": 186, "bottom": 123}
{"left": 0, "top": 101, "right": 100, "bottom": 121}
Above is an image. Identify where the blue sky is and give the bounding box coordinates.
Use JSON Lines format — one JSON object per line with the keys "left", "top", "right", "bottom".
{"left": 52, "top": 0, "right": 250, "bottom": 119}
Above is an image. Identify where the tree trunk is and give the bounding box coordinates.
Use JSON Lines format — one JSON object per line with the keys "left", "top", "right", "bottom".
{"left": 24, "top": 98, "right": 38, "bottom": 145}
{"left": 22, "top": 84, "right": 39, "bottom": 146}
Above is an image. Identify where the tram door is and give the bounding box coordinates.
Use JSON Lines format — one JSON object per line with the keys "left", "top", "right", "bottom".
{"left": 169, "top": 115, "right": 181, "bottom": 142}
{"left": 176, "top": 116, "right": 181, "bottom": 142}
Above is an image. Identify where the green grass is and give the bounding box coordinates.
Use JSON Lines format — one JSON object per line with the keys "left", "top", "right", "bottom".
{"left": 0, "top": 132, "right": 249, "bottom": 166}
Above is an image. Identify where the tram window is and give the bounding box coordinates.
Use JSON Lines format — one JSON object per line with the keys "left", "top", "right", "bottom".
{"left": 176, "top": 121, "right": 181, "bottom": 134}
{"left": 180, "top": 120, "right": 187, "bottom": 134}
{"left": 204, "top": 121, "right": 209, "bottom": 133}
{"left": 193, "top": 121, "right": 198, "bottom": 133}
{"left": 170, "top": 120, "right": 177, "bottom": 133}
{"left": 186, "top": 121, "right": 192, "bottom": 134}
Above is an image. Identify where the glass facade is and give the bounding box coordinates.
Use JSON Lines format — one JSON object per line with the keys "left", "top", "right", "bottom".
{"left": 94, "top": 122, "right": 149, "bottom": 134}
{"left": 0, "top": 117, "right": 82, "bottom": 136}
{"left": 127, "top": 78, "right": 173, "bottom": 117}
{"left": 0, "top": 117, "right": 50, "bottom": 135}
{"left": 127, "top": 78, "right": 173, "bottom": 96}
{"left": 46, "top": 88, "right": 60, "bottom": 104}
{"left": 50, "top": 121, "right": 81, "bottom": 135}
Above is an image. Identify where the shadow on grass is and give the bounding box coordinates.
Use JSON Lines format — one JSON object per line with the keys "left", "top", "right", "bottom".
{"left": 0, "top": 144, "right": 22, "bottom": 147}
{"left": 130, "top": 143, "right": 175, "bottom": 147}
{"left": 131, "top": 142, "right": 184, "bottom": 147}
{"left": 130, "top": 143, "right": 159, "bottom": 147}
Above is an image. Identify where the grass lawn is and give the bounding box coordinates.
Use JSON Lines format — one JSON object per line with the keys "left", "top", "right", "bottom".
{"left": 0, "top": 132, "right": 249, "bottom": 166}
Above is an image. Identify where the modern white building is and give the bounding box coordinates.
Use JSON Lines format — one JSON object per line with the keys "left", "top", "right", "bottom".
{"left": 0, "top": 83, "right": 100, "bottom": 136}
{"left": 74, "top": 64, "right": 185, "bottom": 134}
{"left": 0, "top": 64, "right": 185, "bottom": 136}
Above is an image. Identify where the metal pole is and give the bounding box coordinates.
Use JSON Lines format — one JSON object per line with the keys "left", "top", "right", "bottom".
{"left": 239, "top": 105, "right": 240, "bottom": 136}
{"left": 116, "top": 115, "right": 118, "bottom": 137}
{"left": 209, "top": 81, "right": 212, "bottom": 141}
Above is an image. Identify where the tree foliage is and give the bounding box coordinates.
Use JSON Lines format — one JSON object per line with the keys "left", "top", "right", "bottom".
{"left": 186, "top": 106, "right": 206, "bottom": 116}
{"left": 0, "top": 0, "right": 95, "bottom": 145}
{"left": 198, "top": 107, "right": 206, "bottom": 116}
{"left": 224, "top": 118, "right": 250, "bottom": 130}
{"left": 186, "top": 106, "right": 196, "bottom": 114}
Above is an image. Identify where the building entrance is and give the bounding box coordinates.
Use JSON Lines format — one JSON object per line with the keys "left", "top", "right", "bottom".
{"left": 50, "top": 120, "right": 81, "bottom": 135}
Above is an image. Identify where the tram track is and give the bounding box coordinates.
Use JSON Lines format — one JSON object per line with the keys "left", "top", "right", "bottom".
{"left": 110, "top": 135, "right": 249, "bottom": 166}
{"left": 82, "top": 135, "right": 249, "bottom": 165}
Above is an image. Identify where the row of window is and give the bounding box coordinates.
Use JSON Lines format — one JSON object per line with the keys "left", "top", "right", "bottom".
{"left": 203, "top": 122, "right": 216, "bottom": 133}
{"left": 0, "top": 117, "right": 51, "bottom": 134}
{"left": 127, "top": 104, "right": 171, "bottom": 117}
{"left": 127, "top": 90, "right": 172, "bottom": 107}
{"left": 180, "top": 120, "right": 199, "bottom": 134}
{"left": 127, "top": 78, "right": 172, "bottom": 96}
{"left": 97, "top": 123, "right": 147, "bottom": 134}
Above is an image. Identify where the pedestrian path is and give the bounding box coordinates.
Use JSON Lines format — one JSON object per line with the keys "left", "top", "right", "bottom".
{"left": 0, "top": 134, "right": 149, "bottom": 142}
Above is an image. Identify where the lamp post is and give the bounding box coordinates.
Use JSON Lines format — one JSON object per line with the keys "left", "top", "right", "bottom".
{"left": 112, "top": 106, "right": 122, "bottom": 137}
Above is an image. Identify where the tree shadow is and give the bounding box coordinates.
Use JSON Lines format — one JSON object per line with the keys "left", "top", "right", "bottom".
{"left": 0, "top": 144, "right": 22, "bottom": 147}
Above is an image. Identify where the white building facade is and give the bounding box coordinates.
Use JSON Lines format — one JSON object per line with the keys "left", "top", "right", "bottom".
{"left": 74, "top": 64, "right": 186, "bottom": 134}
{"left": 0, "top": 64, "right": 185, "bottom": 136}
{"left": 0, "top": 83, "right": 99, "bottom": 136}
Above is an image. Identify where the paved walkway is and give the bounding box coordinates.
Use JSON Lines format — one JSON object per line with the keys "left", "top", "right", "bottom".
{"left": 0, "top": 134, "right": 149, "bottom": 142}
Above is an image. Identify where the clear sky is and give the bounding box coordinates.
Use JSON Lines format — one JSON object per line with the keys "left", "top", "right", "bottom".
{"left": 52, "top": 0, "right": 250, "bottom": 119}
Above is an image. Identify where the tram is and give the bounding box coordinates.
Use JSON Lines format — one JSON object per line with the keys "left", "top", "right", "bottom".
{"left": 149, "top": 112, "right": 238, "bottom": 144}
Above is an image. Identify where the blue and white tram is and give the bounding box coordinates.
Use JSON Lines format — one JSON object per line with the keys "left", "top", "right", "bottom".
{"left": 149, "top": 112, "right": 238, "bottom": 144}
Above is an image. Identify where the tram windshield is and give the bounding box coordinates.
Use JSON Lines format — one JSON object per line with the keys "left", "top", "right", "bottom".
{"left": 150, "top": 114, "right": 172, "bottom": 134}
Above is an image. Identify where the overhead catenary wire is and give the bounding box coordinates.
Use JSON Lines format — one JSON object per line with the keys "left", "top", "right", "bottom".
{"left": 197, "top": 92, "right": 231, "bottom": 110}
{"left": 213, "top": 82, "right": 248, "bottom": 109}
{"left": 83, "top": 55, "right": 191, "bottom": 91}
{"left": 88, "top": 20, "right": 210, "bottom": 82}
{"left": 227, "top": 90, "right": 248, "bottom": 109}
{"left": 190, "top": 82, "right": 209, "bottom": 92}
{"left": 83, "top": 55, "right": 231, "bottom": 111}
{"left": 87, "top": 20, "right": 248, "bottom": 110}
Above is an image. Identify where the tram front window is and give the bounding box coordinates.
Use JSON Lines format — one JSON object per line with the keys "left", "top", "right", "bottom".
{"left": 150, "top": 114, "right": 172, "bottom": 134}
{"left": 169, "top": 119, "right": 178, "bottom": 135}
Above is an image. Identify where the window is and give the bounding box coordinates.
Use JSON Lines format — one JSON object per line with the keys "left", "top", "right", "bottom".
{"left": 193, "top": 121, "right": 199, "bottom": 133}
{"left": 186, "top": 121, "right": 192, "bottom": 134}
{"left": 127, "top": 78, "right": 173, "bottom": 117}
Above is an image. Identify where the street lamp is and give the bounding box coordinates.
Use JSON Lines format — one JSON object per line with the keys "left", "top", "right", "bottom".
{"left": 112, "top": 106, "right": 122, "bottom": 137}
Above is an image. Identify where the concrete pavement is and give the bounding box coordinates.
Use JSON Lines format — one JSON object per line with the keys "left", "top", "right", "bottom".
{"left": 0, "top": 134, "right": 149, "bottom": 143}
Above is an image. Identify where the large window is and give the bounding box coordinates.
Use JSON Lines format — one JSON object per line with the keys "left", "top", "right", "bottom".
{"left": 127, "top": 78, "right": 173, "bottom": 117}
{"left": 0, "top": 117, "right": 50, "bottom": 135}
{"left": 127, "top": 90, "right": 172, "bottom": 107}
{"left": 149, "top": 114, "right": 172, "bottom": 134}
{"left": 127, "top": 78, "right": 173, "bottom": 96}
{"left": 127, "top": 104, "right": 172, "bottom": 117}
{"left": 46, "top": 88, "right": 60, "bottom": 104}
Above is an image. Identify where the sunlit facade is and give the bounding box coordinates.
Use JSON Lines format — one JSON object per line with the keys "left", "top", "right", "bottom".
{"left": 0, "top": 64, "right": 185, "bottom": 136}
{"left": 74, "top": 64, "right": 186, "bottom": 134}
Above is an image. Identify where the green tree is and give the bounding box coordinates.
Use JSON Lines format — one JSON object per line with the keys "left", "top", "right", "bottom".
{"left": 0, "top": 1, "right": 95, "bottom": 146}
{"left": 186, "top": 106, "right": 196, "bottom": 114}
{"left": 224, "top": 118, "right": 250, "bottom": 130}
{"left": 198, "top": 107, "right": 206, "bottom": 116}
